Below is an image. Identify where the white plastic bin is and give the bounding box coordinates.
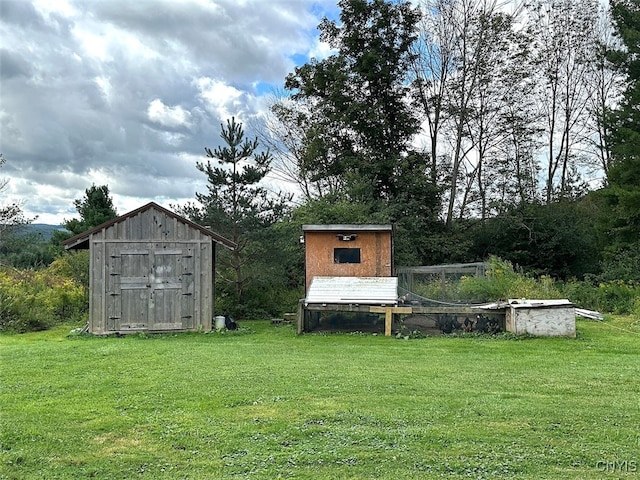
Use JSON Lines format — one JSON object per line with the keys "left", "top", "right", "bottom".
{"left": 215, "top": 315, "right": 226, "bottom": 330}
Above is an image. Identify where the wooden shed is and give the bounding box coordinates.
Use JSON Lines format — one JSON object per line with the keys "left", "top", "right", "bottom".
{"left": 64, "top": 202, "right": 236, "bottom": 335}
{"left": 302, "top": 224, "right": 394, "bottom": 292}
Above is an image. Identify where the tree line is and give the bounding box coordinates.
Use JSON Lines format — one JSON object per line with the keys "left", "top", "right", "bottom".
{"left": 261, "top": 0, "right": 640, "bottom": 279}
{"left": 1, "top": 0, "right": 638, "bottom": 321}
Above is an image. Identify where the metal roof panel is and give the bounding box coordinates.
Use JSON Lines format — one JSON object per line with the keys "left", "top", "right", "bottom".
{"left": 507, "top": 299, "right": 574, "bottom": 308}
{"left": 302, "top": 224, "right": 393, "bottom": 232}
{"left": 306, "top": 276, "right": 398, "bottom": 305}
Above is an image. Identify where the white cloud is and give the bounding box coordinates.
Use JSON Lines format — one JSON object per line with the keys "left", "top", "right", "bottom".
{"left": 195, "top": 77, "right": 249, "bottom": 121}
{"left": 147, "top": 99, "right": 193, "bottom": 129}
{"left": 309, "top": 38, "right": 336, "bottom": 61}
{"left": 0, "top": 0, "right": 339, "bottom": 224}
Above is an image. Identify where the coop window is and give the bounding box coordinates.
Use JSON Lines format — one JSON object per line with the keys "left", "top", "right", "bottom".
{"left": 334, "top": 248, "right": 361, "bottom": 264}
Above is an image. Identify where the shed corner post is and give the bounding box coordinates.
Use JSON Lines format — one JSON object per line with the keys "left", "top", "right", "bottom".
{"left": 209, "top": 240, "right": 216, "bottom": 331}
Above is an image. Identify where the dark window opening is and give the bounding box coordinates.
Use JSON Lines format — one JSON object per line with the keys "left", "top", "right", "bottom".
{"left": 334, "top": 248, "right": 361, "bottom": 264}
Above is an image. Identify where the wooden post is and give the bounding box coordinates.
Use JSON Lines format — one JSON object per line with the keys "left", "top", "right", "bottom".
{"left": 369, "top": 306, "right": 413, "bottom": 336}
{"left": 297, "top": 299, "right": 305, "bottom": 335}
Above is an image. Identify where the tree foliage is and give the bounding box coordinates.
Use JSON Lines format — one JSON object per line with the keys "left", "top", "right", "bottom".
{"left": 467, "top": 197, "right": 603, "bottom": 278}
{"left": 283, "top": 0, "right": 442, "bottom": 265}
{"left": 285, "top": 0, "right": 425, "bottom": 202}
{"left": 596, "top": 0, "right": 640, "bottom": 281}
{"left": 62, "top": 185, "right": 118, "bottom": 236}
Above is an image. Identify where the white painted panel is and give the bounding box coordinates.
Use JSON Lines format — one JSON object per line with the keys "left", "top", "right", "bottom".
{"left": 506, "top": 299, "right": 576, "bottom": 337}
{"left": 306, "top": 276, "right": 398, "bottom": 305}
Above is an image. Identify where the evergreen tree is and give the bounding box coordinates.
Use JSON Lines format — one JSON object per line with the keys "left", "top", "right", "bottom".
{"left": 63, "top": 185, "right": 118, "bottom": 235}
{"left": 193, "top": 117, "right": 290, "bottom": 314}
{"left": 50, "top": 185, "right": 117, "bottom": 258}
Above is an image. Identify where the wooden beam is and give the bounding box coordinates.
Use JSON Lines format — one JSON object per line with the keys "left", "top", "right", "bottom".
{"left": 369, "top": 306, "right": 413, "bottom": 336}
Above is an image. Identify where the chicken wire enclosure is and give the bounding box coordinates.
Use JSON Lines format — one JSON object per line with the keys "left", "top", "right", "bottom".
{"left": 395, "top": 263, "right": 505, "bottom": 336}
{"left": 396, "top": 262, "right": 487, "bottom": 305}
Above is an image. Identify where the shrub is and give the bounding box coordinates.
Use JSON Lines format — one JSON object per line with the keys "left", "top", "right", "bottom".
{"left": 410, "top": 276, "right": 465, "bottom": 302}
{"left": 0, "top": 265, "right": 87, "bottom": 332}
{"left": 458, "top": 256, "right": 563, "bottom": 303}
{"left": 560, "top": 279, "right": 640, "bottom": 314}
{"left": 48, "top": 251, "right": 90, "bottom": 293}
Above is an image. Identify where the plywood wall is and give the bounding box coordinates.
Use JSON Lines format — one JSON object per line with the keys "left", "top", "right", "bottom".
{"left": 304, "top": 230, "right": 393, "bottom": 291}
{"left": 505, "top": 306, "right": 576, "bottom": 337}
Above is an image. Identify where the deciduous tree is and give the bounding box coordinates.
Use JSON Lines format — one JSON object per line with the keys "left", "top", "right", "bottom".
{"left": 0, "top": 154, "right": 29, "bottom": 243}
{"left": 285, "top": 0, "right": 424, "bottom": 204}
{"left": 527, "top": 0, "right": 601, "bottom": 202}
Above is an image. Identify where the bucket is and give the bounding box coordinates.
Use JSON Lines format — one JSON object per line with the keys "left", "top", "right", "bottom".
{"left": 215, "top": 315, "right": 226, "bottom": 330}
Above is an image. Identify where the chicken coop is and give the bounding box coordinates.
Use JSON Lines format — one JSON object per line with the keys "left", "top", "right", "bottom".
{"left": 298, "top": 224, "right": 400, "bottom": 334}
{"left": 64, "top": 202, "right": 235, "bottom": 335}
{"left": 302, "top": 224, "right": 394, "bottom": 292}
{"left": 297, "top": 226, "right": 576, "bottom": 338}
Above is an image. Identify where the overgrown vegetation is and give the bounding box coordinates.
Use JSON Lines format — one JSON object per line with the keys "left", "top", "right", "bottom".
{"left": 4, "top": 251, "right": 640, "bottom": 333}
{"left": 1, "top": 319, "right": 639, "bottom": 479}
{"left": 406, "top": 256, "right": 640, "bottom": 316}
{"left": 0, "top": 258, "right": 87, "bottom": 332}
{"left": 458, "top": 257, "right": 562, "bottom": 303}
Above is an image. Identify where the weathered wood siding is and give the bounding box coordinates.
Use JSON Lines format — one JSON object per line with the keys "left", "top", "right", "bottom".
{"left": 304, "top": 229, "right": 393, "bottom": 291}
{"left": 88, "top": 207, "right": 214, "bottom": 334}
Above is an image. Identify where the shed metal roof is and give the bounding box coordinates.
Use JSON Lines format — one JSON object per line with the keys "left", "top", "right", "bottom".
{"left": 507, "top": 299, "right": 574, "bottom": 309}
{"left": 63, "top": 202, "right": 236, "bottom": 250}
{"left": 303, "top": 224, "right": 393, "bottom": 232}
{"left": 305, "top": 276, "right": 398, "bottom": 305}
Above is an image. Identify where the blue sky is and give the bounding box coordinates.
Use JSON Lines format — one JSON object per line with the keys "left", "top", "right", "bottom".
{"left": 0, "top": 0, "right": 339, "bottom": 224}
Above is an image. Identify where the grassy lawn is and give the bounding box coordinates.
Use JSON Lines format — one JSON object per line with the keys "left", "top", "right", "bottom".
{"left": 1, "top": 318, "right": 639, "bottom": 479}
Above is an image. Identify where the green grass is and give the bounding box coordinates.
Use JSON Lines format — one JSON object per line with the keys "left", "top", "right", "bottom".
{"left": 1, "top": 319, "right": 639, "bottom": 479}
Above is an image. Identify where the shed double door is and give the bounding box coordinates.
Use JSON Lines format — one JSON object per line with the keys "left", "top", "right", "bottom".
{"left": 107, "top": 245, "right": 196, "bottom": 331}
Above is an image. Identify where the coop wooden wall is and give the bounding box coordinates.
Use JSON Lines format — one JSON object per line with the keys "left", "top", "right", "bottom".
{"left": 304, "top": 230, "right": 393, "bottom": 291}
{"left": 88, "top": 207, "right": 214, "bottom": 334}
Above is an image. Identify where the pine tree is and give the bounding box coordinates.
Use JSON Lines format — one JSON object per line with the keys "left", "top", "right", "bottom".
{"left": 195, "top": 117, "right": 290, "bottom": 311}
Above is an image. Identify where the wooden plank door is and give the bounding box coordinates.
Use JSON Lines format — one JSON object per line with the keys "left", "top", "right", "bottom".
{"left": 150, "top": 248, "right": 190, "bottom": 330}
{"left": 107, "top": 245, "right": 196, "bottom": 332}
{"left": 112, "top": 248, "right": 152, "bottom": 331}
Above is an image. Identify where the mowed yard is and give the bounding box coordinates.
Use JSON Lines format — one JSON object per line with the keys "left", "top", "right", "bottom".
{"left": 1, "top": 318, "right": 639, "bottom": 479}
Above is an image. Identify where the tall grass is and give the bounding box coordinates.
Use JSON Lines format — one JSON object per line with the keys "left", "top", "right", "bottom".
{"left": 2, "top": 318, "right": 639, "bottom": 479}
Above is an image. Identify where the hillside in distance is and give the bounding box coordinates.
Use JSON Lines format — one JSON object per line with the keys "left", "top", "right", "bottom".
{"left": 20, "top": 224, "right": 69, "bottom": 241}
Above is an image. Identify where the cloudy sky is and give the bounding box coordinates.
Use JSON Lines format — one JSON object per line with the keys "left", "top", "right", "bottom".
{"left": 0, "top": 0, "right": 338, "bottom": 224}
